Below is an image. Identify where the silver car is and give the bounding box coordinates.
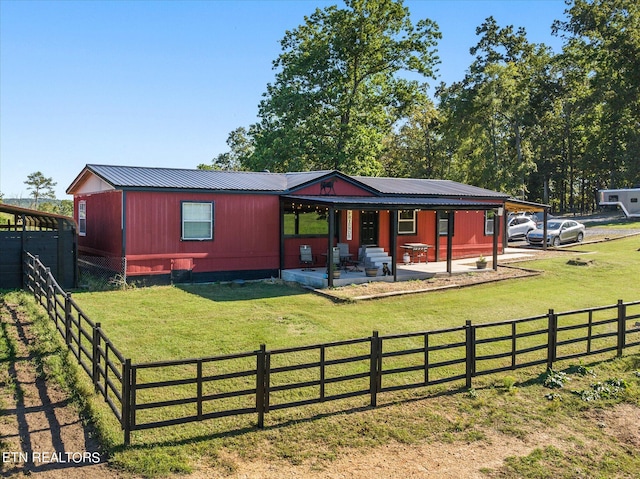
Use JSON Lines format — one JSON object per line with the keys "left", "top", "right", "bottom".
{"left": 507, "top": 215, "right": 537, "bottom": 240}
{"left": 527, "top": 219, "right": 586, "bottom": 247}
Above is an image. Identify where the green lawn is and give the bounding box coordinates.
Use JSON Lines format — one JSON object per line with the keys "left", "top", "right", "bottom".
{"left": 4, "top": 235, "right": 640, "bottom": 477}
{"left": 76, "top": 236, "right": 640, "bottom": 363}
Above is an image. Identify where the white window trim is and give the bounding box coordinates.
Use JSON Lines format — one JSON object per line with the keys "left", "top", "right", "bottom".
{"left": 485, "top": 211, "right": 495, "bottom": 235}
{"left": 78, "top": 200, "right": 86, "bottom": 236}
{"left": 398, "top": 210, "right": 417, "bottom": 235}
{"left": 181, "top": 201, "right": 213, "bottom": 241}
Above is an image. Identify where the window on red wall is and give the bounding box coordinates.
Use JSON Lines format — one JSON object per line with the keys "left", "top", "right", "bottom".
{"left": 181, "top": 201, "right": 214, "bottom": 241}
{"left": 438, "top": 212, "right": 454, "bottom": 236}
{"left": 484, "top": 210, "right": 495, "bottom": 235}
{"left": 398, "top": 210, "right": 417, "bottom": 234}
{"left": 78, "top": 200, "right": 86, "bottom": 236}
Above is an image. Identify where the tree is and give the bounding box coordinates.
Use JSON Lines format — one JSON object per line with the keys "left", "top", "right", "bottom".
{"left": 380, "top": 97, "right": 448, "bottom": 178}
{"left": 246, "top": 0, "right": 441, "bottom": 174}
{"left": 437, "top": 17, "right": 554, "bottom": 197}
{"left": 24, "top": 171, "right": 57, "bottom": 209}
{"left": 553, "top": 0, "right": 640, "bottom": 189}
{"left": 200, "top": 127, "right": 253, "bottom": 171}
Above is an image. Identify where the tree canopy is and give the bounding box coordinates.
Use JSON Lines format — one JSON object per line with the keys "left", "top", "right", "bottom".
{"left": 241, "top": 0, "right": 440, "bottom": 174}
{"left": 208, "top": 0, "right": 639, "bottom": 214}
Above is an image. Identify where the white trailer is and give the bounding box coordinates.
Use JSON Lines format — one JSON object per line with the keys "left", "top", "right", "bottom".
{"left": 599, "top": 188, "right": 640, "bottom": 218}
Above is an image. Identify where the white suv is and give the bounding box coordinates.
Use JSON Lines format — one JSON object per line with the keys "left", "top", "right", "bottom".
{"left": 507, "top": 215, "right": 537, "bottom": 240}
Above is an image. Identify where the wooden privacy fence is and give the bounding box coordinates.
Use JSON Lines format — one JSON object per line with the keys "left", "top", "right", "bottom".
{"left": 23, "top": 253, "right": 640, "bottom": 446}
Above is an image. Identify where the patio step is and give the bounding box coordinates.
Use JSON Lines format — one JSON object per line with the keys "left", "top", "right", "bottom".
{"left": 363, "top": 247, "right": 392, "bottom": 269}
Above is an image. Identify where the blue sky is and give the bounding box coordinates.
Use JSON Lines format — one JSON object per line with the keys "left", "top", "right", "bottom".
{"left": 0, "top": 0, "right": 568, "bottom": 199}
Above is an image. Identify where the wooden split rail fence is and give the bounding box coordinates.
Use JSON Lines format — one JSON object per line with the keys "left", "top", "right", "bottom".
{"left": 23, "top": 253, "right": 640, "bottom": 446}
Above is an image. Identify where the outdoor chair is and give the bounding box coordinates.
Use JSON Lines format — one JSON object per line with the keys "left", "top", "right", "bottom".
{"left": 337, "top": 242, "right": 361, "bottom": 271}
{"left": 300, "top": 245, "right": 315, "bottom": 270}
{"left": 327, "top": 246, "right": 342, "bottom": 269}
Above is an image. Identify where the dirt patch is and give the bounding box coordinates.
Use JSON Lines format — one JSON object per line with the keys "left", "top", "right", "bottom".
{"left": 185, "top": 430, "right": 566, "bottom": 479}
{"left": 0, "top": 301, "right": 132, "bottom": 479}
{"left": 323, "top": 265, "right": 542, "bottom": 301}
{"left": 588, "top": 403, "right": 640, "bottom": 448}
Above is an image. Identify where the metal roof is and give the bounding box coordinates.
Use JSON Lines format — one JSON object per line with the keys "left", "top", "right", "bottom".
{"left": 81, "top": 164, "right": 290, "bottom": 191}
{"left": 353, "top": 176, "right": 509, "bottom": 198}
{"left": 284, "top": 196, "right": 504, "bottom": 210}
{"left": 67, "top": 164, "right": 512, "bottom": 203}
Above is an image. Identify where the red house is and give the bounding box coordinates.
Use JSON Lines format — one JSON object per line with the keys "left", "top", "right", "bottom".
{"left": 67, "top": 164, "right": 538, "bottom": 286}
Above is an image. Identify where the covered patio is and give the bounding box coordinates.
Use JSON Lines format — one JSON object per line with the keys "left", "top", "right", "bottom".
{"left": 280, "top": 195, "right": 506, "bottom": 287}
{"left": 282, "top": 247, "right": 539, "bottom": 289}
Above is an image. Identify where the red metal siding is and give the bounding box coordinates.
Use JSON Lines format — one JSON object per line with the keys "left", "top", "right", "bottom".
{"left": 76, "top": 190, "right": 123, "bottom": 256}
{"left": 292, "top": 178, "right": 374, "bottom": 196}
{"left": 384, "top": 210, "right": 504, "bottom": 261}
{"left": 124, "top": 191, "right": 280, "bottom": 275}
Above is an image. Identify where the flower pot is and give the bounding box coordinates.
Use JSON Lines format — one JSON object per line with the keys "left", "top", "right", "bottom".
{"left": 332, "top": 270, "right": 341, "bottom": 279}
{"left": 476, "top": 261, "right": 487, "bottom": 269}
{"left": 365, "top": 267, "right": 379, "bottom": 277}
{"left": 403, "top": 252, "right": 411, "bottom": 264}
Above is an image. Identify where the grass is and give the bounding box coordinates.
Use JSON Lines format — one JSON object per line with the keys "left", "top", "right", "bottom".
{"left": 3, "top": 236, "right": 640, "bottom": 477}
{"left": 76, "top": 237, "right": 640, "bottom": 361}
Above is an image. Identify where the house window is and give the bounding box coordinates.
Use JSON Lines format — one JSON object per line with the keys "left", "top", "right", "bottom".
{"left": 182, "top": 202, "right": 213, "bottom": 240}
{"left": 398, "top": 210, "right": 417, "bottom": 234}
{"left": 78, "top": 200, "right": 86, "bottom": 236}
{"left": 485, "top": 211, "right": 495, "bottom": 235}
{"left": 438, "top": 212, "right": 454, "bottom": 236}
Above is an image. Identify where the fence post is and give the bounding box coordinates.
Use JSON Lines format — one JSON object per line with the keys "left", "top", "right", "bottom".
{"left": 92, "top": 323, "right": 101, "bottom": 392}
{"left": 617, "top": 299, "right": 626, "bottom": 357}
{"left": 45, "top": 268, "right": 52, "bottom": 315}
{"left": 465, "top": 320, "right": 475, "bottom": 389}
{"left": 370, "top": 331, "right": 380, "bottom": 407}
{"left": 64, "top": 293, "right": 72, "bottom": 346}
{"left": 197, "top": 359, "right": 203, "bottom": 421}
{"left": 34, "top": 255, "right": 42, "bottom": 301}
{"left": 122, "top": 359, "right": 132, "bottom": 446}
{"left": 547, "top": 309, "right": 557, "bottom": 370}
{"left": 256, "top": 344, "right": 266, "bottom": 428}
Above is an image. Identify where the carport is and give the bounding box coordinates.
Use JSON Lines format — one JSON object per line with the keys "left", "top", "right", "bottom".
{"left": 503, "top": 199, "right": 551, "bottom": 251}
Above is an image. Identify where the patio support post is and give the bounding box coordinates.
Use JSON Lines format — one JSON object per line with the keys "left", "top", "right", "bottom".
{"left": 328, "top": 206, "right": 335, "bottom": 287}
{"left": 492, "top": 210, "right": 499, "bottom": 271}
{"left": 390, "top": 210, "right": 398, "bottom": 281}
{"left": 543, "top": 208, "right": 548, "bottom": 251}
{"left": 446, "top": 210, "right": 454, "bottom": 274}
